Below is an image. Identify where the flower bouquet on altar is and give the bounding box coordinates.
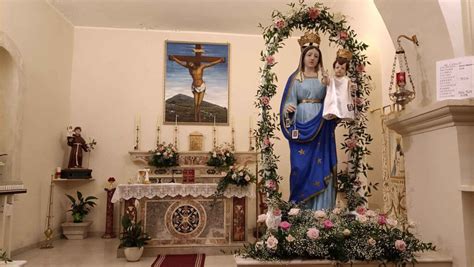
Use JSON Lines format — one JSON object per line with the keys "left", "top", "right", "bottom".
{"left": 148, "top": 143, "right": 179, "bottom": 168}
{"left": 207, "top": 143, "right": 236, "bottom": 170}
{"left": 214, "top": 165, "right": 255, "bottom": 197}
{"left": 244, "top": 206, "right": 435, "bottom": 265}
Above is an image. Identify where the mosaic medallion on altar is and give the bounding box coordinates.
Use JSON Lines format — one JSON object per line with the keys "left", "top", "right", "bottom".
{"left": 165, "top": 200, "right": 207, "bottom": 238}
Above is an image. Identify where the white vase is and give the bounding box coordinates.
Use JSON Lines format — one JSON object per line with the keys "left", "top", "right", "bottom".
{"left": 124, "top": 247, "right": 144, "bottom": 262}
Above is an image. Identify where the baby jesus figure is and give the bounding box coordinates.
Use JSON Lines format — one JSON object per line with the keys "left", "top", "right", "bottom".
{"left": 323, "top": 49, "right": 355, "bottom": 121}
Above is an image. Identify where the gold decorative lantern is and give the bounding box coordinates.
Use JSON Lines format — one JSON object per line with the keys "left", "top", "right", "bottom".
{"left": 389, "top": 35, "right": 419, "bottom": 110}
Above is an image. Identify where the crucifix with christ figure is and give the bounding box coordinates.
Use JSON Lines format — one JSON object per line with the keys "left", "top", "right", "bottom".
{"left": 168, "top": 44, "right": 226, "bottom": 122}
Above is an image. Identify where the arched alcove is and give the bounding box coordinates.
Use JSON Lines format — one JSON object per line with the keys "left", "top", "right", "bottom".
{"left": 0, "top": 32, "right": 25, "bottom": 183}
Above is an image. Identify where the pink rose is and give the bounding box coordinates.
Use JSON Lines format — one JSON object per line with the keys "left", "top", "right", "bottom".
{"left": 356, "top": 206, "right": 367, "bottom": 215}
{"left": 308, "top": 7, "right": 320, "bottom": 20}
{"left": 266, "top": 235, "right": 279, "bottom": 250}
{"left": 323, "top": 219, "right": 334, "bottom": 229}
{"left": 279, "top": 221, "right": 292, "bottom": 231}
{"left": 356, "top": 64, "right": 365, "bottom": 73}
{"left": 266, "top": 55, "right": 275, "bottom": 65}
{"left": 263, "top": 137, "right": 271, "bottom": 147}
{"left": 339, "top": 31, "right": 349, "bottom": 41}
{"left": 306, "top": 228, "right": 320, "bottom": 240}
{"left": 354, "top": 97, "right": 365, "bottom": 106}
{"left": 345, "top": 138, "right": 357, "bottom": 150}
{"left": 265, "top": 179, "right": 277, "bottom": 190}
{"left": 378, "top": 214, "right": 387, "bottom": 225}
{"left": 272, "top": 208, "right": 282, "bottom": 217}
{"left": 274, "top": 19, "right": 286, "bottom": 30}
{"left": 286, "top": 234, "right": 295, "bottom": 242}
{"left": 395, "top": 240, "right": 407, "bottom": 251}
{"left": 260, "top": 96, "right": 270, "bottom": 106}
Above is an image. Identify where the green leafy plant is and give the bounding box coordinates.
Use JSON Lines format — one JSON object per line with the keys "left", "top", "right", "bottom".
{"left": 0, "top": 250, "right": 12, "bottom": 264}
{"left": 65, "top": 191, "right": 98, "bottom": 223}
{"left": 120, "top": 214, "right": 151, "bottom": 248}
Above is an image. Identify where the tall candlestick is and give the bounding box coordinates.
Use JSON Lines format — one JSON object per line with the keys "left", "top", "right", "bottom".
{"left": 174, "top": 115, "right": 178, "bottom": 149}
{"left": 134, "top": 115, "right": 140, "bottom": 150}
{"left": 231, "top": 117, "right": 235, "bottom": 151}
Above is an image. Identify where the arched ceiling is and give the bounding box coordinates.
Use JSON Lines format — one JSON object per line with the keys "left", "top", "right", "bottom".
{"left": 49, "top": 0, "right": 346, "bottom": 34}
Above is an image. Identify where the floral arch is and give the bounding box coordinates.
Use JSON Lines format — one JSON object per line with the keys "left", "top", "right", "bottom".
{"left": 255, "top": 1, "right": 373, "bottom": 210}
{"left": 243, "top": 1, "right": 435, "bottom": 263}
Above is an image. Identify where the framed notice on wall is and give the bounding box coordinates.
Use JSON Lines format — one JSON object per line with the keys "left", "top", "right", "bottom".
{"left": 436, "top": 56, "right": 474, "bottom": 101}
{"left": 164, "top": 41, "right": 229, "bottom": 125}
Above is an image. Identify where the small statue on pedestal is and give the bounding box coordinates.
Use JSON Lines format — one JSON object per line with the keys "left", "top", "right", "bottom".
{"left": 62, "top": 126, "right": 95, "bottom": 179}
{"left": 67, "top": 126, "right": 89, "bottom": 168}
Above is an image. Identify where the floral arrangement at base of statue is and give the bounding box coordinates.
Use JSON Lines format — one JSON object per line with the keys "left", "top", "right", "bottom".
{"left": 148, "top": 143, "right": 179, "bottom": 168}
{"left": 214, "top": 165, "right": 255, "bottom": 198}
{"left": 207, "top": 143, "right": 236, "bottom": 171}
{"left": 242, "top": 205, "right": 435, "bottom": 265}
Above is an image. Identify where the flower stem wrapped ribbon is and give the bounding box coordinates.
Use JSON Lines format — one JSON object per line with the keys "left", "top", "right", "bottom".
{"left": 148, "top": 143, "right": 179, "bottom": 168}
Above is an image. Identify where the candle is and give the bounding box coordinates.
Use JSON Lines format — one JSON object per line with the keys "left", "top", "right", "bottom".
{"left": 175, "top": 114, "right": 178, "bottom": 126}
{"left": 396, "top": 72, "right": 406, "bottom": 87}
{"left": 213, "top": 115, "right": 216, "bottom": 127}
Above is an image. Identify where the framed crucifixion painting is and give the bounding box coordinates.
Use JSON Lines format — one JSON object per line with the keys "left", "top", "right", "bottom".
{"left": 164, "top": 41, "right": 229, "bottom": 125}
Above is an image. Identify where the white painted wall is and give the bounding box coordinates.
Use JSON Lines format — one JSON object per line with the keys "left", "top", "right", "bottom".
{"left": 0, "top": 0, "right": 74, "bottom": 251}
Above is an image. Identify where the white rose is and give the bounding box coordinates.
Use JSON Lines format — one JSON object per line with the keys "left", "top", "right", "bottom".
{"left": 368, "top": 238, "right": 376, "bottom": 246}
{"left": 343, "top": 229, "right": 351, "bottom": 236}
{"left": 257, "top": 214, "right": 267, "bottom": 223}
{"left": 156, "top": 152, "right": 161, "bottom": 156}
{"left": 332, "top": 207, "right": 342, "bottom": 215}
{"left": 244, "top": 175, "right": 251, "bottom": 181}
{"left": 387, "top": 218, "right": 398, "bottom": 227}
{"left": 266, "top": 235, "right": 278, "bottom": 250}
{"left": 265, "top": 210, "right": 281, "bottom": 230}
{"left": 239, "top": 171, "right": 244, "bottom": 176}
{"left": 366, "top": 210, "right": 377, "bottom": 217}
{"left": 212, "top": 152, "right": 217, "bottom": 157}
{"left": 232, "top": 173, "right": 237, "bottom": 180}
{"left": 288, "top": 208, "right": 300, "bottom": 216}
{"left": 255, "top": 241, "right": 264, "bottom": 249}
{"left": 286, "top": 234, "right": 295, "bottom": 242}
{"left": 357, "top": 215, "right": 368, "bottom": 223}
{"left": 314, "top": 210, "right": 326, "bottom": 219}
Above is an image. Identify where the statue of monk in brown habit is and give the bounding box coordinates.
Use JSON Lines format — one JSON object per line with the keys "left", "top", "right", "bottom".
{"left": 67, "top": 126, "right": 89, "bottom": 168}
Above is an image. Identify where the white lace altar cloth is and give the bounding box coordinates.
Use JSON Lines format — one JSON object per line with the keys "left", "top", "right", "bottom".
{"left": 111, "top": 183, "right": 255, "bottom": 203}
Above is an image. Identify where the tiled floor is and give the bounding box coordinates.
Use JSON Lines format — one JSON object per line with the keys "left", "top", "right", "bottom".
{"left": 14, "top": 237, "right": 237, "bottom": 267}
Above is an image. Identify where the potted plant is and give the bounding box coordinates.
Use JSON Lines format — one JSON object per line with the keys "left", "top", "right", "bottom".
{"left": 120, "top": 214, "right": 151, "bottom": 262}
{"left": 61, "top": 191, "right": 97, "bottom": 239}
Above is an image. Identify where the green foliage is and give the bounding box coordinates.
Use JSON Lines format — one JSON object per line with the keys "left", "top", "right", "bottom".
{"left": 148, "top": 143, "right": 179, "bottom": 168}
{"left": 0, "top": 250, "right": 12, "bottom": 264}
{"left": 120, "top": 214, "right": 151, "bottom": 248}
{"left": 65, "top": 191, "right": 97, "bottom": 223}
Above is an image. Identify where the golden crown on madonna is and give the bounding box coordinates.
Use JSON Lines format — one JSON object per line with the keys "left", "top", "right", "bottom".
{"left": 337, "top": 49, "right": 353, "bottom": 60}
{"left": 298, "top": 32, "right": 321, "bottom": 47}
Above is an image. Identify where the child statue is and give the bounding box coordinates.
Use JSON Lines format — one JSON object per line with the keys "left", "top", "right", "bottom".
{"left": 323, "top": 49, "right": 355, "bottom": 121}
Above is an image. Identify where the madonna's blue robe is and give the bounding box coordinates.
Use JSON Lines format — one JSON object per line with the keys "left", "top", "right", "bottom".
{"left": 280, "top": 72, "right": 337, "bottom": 210}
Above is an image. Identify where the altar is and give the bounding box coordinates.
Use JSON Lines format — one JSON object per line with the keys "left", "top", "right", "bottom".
{"left": 113, "top": 150, "right": 257, "bottom": 256}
